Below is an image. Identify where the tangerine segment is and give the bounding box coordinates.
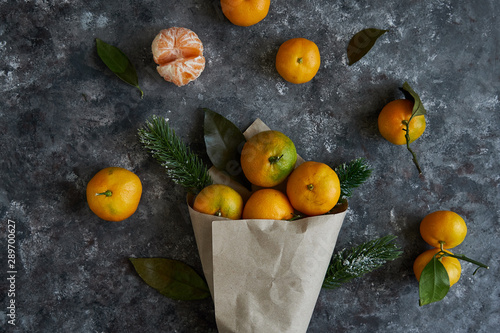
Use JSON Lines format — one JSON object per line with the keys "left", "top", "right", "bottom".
{"left": 413, "top": 248, "right": 461, "bottom": 286}
{"left": 276, "top": 38, "right": 321, "bottom": 84}
{"left": 419, "top": 210, "right": 467, "bottom": 249}
{"left": 86, "top": 167, "right": 142, "bottom": 222}
{"left": 242, "top": 189, "right": 294, "bottom": 220}
{"left": 286, "top": 161, "right": 340, "bottom": 216}
{"left": 221, "top": 0, "right": 270, "bottom": 27}
{"left": 156, "top": 56, "right": 206, "bottom": 87}
{"left": 240, "top": 130, "right": 297, "bottom": 188}
{"left": 378, "top": 99, "right": 426, "bottom": 145}
{"left": 152, "top": 27, "right": 205, "bottom": 86}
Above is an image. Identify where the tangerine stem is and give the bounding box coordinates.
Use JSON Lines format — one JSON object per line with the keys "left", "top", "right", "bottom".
{"left": 307, "top": 184, "right": 314, "bottom": 191}
{"left": 402, "top": 120, "right": 423, "bottom": 175}
{"left": 269, "top": 154, "right": 283, "bottom": 164}
{"left": 137, "top": 86, "right": 144, "bottom": 99}
{"left": 96, "top": 190, "right": 112, "bottom": 197}
{"left": 288, "top": 213, "right": 304, "bottom": 221}
{"left": 439, "top": 241, "right": 445, "bottom": 252}
{"left": 438, "top": 251, "right": 489, "bottom": 271}
{"left": 297, "top": 57, "right": 303, "bottom": 64}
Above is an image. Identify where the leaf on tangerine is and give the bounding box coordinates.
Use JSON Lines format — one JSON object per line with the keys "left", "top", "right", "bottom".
{"left": 418, "top": 255, "right": 450, "bottom": 306}
{"left": 347, "top": 28, "right": 388, "bottom": 66}
{"left": 402, "top": 82, "right": 426, "bottom": 117}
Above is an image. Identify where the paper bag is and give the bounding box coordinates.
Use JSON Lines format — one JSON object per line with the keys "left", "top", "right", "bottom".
{"left": 188, "top": 119, "right": 348, "bottom": 333}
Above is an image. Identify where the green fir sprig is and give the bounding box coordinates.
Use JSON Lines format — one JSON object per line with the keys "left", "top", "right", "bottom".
{"left": 335, "top": 158, "right": 373, "bottom": 199}
{"left": 323, "top": 235, "right": 402, "bottom": 289}
{"left": 138, "top": 115, "right": 212, "bottom": 192}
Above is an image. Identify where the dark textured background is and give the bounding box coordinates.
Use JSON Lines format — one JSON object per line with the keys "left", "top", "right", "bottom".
{"left": 1, "top": 0, "right": 499, "bottom": 332}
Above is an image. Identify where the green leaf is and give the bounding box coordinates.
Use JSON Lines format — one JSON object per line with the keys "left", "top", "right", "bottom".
{"left": 401, "top": 82, "right": 426, "bottom": 117}
{"left": 203, "top": 108, "right": 251, "bottom": 189}
{"left": 418, "top": 256, "right": 450, "bottom": 306}
{"left": 129, "top": 258, "right": 210, "bottom": 301}
{"left": 96, "top": 38, "right": 144, "bottom": 98}
{"left": 347, "top": 28, "right": 388, "bottom": 66}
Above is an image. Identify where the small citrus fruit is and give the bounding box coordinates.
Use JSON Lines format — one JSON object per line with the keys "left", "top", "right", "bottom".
{"left": 275, "top": 38, "right": 321, "bottom": 84}
{"left": 286, "top": 161, "right": 340, "bottom": 216}
{"left": 242, "top": 189, "right": 294, "bottom": 220}
{"left": 413, "top": 248, "right": 461, "bottom": 286}
{"left": 86, "top": 167, "right": 142, "bottom": 222}
{"left": 152, "top": 27, "right": 205, "bottom": 87}
{"left": 193, "top": 184, "right": 243, "bottom": 220}
{"left": 378, "top": 99, "right": 426, "bottom": 145}
{"left": 420, "top": 210, "right": 467, "bottom": 249}
{"left": 240, "top": 130, "right": 297, "bottom": 188}
{"left": 220, "top": 0, "right": 270, "bottom": 27}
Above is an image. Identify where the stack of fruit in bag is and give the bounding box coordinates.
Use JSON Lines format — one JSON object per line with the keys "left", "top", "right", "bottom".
{"left": 192, "top": 130, "right": 341, "bottom": 220}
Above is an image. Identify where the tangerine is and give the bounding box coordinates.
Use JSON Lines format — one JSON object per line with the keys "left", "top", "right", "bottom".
{"left": 275, "top": 38, "right": 321, "bottom": 84}
{"left": 240, "top": 130, "right": 297, "bottom": 188}
{"left": 193, "top": 184, "right": 243, "bottom": 220}
{"left": 420, "top": 210, "right": 467, "bottom": 249}
{"left": 413, "top": 248, "right": 462, "bottom": 286}
{"left": 152, "top": 27, "right": 205, "bottom": 87}
{"left": 286, "top": 161, "right": 340, "bottom": 216}
{"left": 221, "top": 0, "right": 270, "bottom": 27}
{"left": 86, "top": 167, "right": 142, "bottom": 222}
{"left": 242, "top": 189, "right": 294, "bottom": 220}
{"left": 378, "top": 99, "right": 426, "bottom": 145}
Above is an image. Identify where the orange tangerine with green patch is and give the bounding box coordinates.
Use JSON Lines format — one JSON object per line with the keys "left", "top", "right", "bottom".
{"left": 240, "top": 130, "right": 297, "bottom": 188}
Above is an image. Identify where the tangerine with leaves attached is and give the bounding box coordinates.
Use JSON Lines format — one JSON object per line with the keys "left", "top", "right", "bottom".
{"left": 413, "top": 248, "right": 462, "bottom": 286}
{"left": 378, "top": 99, "right": 426, "bottom": 145}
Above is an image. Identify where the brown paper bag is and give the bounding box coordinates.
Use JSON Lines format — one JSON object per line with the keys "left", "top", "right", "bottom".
{"left": 188, "top": 119, "right": 348, "bottom": 333}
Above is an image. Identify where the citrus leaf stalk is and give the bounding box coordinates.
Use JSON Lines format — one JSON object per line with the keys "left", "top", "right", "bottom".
{"left": 401, "top": 82, "right": 426, "bottom": 175}
{"left": 419, "top": 242, "right": 489, "bottom": 306}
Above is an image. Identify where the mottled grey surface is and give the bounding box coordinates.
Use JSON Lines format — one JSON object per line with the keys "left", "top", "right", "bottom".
{"left": 0, "top": 0, "right": 499, "bottom": 332}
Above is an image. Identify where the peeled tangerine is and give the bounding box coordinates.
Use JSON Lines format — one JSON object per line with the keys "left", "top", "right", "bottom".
{"left": 152, "top": 27, "right": 205, "bottom": 87}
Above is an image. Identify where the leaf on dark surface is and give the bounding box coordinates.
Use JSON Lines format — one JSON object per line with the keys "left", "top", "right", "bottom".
{"left": 401, "top": 81, "right": 427, "bottom": 117}
{"left": 129, "top": 258, "right": 210, "bottom": 301}
{"left": 347, "top": 28, "right": 388, "bottom": 66}
{"left": 203, "top": 108, "right": 251, "bottom": 189}
{"left": 96, "top": 38, "right": 143, "bottom": 98}
{"left": 418, "top": 256, "right": 450, "bottom": 306}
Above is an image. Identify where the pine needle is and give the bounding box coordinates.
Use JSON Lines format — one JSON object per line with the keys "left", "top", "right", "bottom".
{"left": 138, "top": 115, "right": 212, "bottom": 192}
{"left": 335, "top": 158, "right": 372, "bottom": 199}
{"left": 322, "top": 235, "right": 402, "bottom": 289}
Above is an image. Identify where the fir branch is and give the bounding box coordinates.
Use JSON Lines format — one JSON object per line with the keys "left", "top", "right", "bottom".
{"left": 322, "top": 235, "right": 402, "bottom": 289}
{"left": 138, "top": 115, "right": 212, "bottom": 192}
{"left": 335, "top": 158, "right": 372, "bottom": 199}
